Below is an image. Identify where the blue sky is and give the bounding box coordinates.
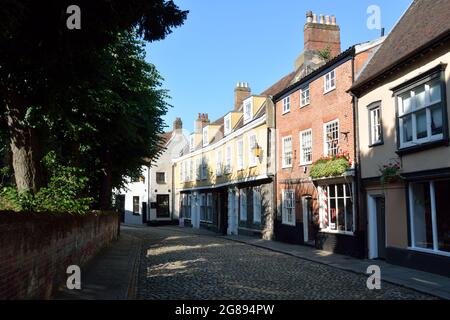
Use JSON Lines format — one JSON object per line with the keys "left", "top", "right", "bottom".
{"left": 145, "top": 0, "right": 412, "bottom": 133}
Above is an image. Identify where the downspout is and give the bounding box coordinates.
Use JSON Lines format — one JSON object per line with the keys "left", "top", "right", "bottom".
{"left": 351, "top": 56, "right": 364, "bottom": 258}
{"left": 270, "top": 96, "right": 278, "bottom": 240}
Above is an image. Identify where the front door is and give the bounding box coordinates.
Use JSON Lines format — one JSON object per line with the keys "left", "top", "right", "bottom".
{"left": 376, "top": 197, "right": 386, "bottom": 259}
{"left": 302, "top": 196, "right": 314, "bottom": 243}
{"left": 156, "top": 194, "right": 170, "bottom": 219}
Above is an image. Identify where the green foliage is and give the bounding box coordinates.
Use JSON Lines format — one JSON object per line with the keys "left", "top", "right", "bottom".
{"left": 318, "top": 47, "right": 331, "bottom": 61}
{"left": 0, "top": 152, "right": 93, "bottom": 214}
{"left": 380, "top": 160, "right": 402, "bottom": 187}
{"left": 310, "top": 155, "right": 351, "bottom": 179}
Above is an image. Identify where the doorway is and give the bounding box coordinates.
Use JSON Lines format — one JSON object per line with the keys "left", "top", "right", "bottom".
{"left": 368, "top": 195, "right": 386, "bottom": 259}
{"left": 302, "top": 196, "right": 314, "bottom": 244}
{"left": 156, "top": 194, "right": 170, "bottom": 219}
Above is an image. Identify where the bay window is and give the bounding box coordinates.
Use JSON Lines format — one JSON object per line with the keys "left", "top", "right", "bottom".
{"left": 409, "top": 180, "right": 450, "bottom": 254}
{"left": 396, "top": 71, "right": 446, "bottom": 150}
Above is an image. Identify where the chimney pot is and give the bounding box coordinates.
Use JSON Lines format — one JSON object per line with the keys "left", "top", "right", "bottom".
{"left": 312, "top": 14, "right": 317, "bottom": 23}
{"left": 306, "top": 11, "right": 313, "bottom": 23}
{"left": 331, "top": 15, "right": 336, "bottom": 25}
{"left": 319, "top": 14, "right": 325, "bottom": 24}
{"left": 325, "top": 15, "right": 330, "bottom": 25}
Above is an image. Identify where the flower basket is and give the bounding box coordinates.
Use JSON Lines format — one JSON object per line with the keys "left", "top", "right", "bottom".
{"left": 310, "top": 153, "right": 351, "bottom": 179}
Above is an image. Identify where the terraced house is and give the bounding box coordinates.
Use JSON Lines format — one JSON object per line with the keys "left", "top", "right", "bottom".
{"left": 350, "top": 0, "right": 450, "bottom": 276}
{"left": 272, "top": 11, "right": 384, "bottom": 257}
{"left": 173, "top": 83, "right": 277, "bottom": 239}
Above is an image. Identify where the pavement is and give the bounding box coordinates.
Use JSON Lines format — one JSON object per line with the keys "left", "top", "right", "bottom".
{"left": 54, "top": 224, "right": 449, "bottom": 300}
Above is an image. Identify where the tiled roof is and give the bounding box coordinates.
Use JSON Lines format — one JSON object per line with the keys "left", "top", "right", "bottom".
{"left": 159, "top": 131, "right": 173, "bottom": 146}
{"left": 260, "top": 71, "right": 297, "bottom": 97}
{"left": 351, "top": 0, "right": 450, "bottom": 92}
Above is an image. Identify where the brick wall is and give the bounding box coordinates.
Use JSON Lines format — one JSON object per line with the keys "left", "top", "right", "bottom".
{"left": 0, "top": 211, "right": 119, "bottom": 299}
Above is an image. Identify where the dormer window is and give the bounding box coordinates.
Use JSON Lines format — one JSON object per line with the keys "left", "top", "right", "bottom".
{"left": 224, "top": 114, "right": 232, "bottom": 135}
{"left": 202, "top": 127, "right": 209, "bottom": 147}
{"left": 243, "top": 99, "right": 253, "bottom": 124}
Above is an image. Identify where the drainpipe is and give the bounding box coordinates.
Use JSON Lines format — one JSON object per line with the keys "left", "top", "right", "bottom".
{"left": 351, "top": 56, "right": 364, "bottom": 258}
{"left": 270, "top": 95, "right": 278, "bottom": 240}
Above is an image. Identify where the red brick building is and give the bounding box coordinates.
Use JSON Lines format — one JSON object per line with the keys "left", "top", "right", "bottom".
{"left": 271, "top": 12, "right": 384, "bottom": 257}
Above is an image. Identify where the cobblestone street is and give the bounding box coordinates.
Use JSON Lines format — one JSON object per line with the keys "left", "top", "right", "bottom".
{"left": 135, "top": 227, "right": 435, "bottom": 300}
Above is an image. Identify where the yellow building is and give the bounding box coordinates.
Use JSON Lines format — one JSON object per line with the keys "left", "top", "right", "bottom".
{"left": 173, "top": 82, "right": 276, "bottom": 239}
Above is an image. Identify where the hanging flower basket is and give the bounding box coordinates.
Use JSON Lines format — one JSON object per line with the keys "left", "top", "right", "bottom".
{"left": 380, "top": 160, "right": 402, "bottom": 186}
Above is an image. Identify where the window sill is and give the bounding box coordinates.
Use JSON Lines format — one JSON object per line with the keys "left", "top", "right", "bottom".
{"left": 323, "top": 87, "right": 336, "bottom": 95}
{"left": 300, "top": 103, "right": 310, "bottom": 108}
{"left": 319, "top": 229, "right": 354, "bottom": 236}
{"left": 282, "top": 110, "right": 291, "bottom": 115}
{"left": 396, "top": 138, "right": 449, "bottom": 156}
{"left": 369, "top": 141, "right": 384, "bottom": 148}
{"left": 299, "top": 162, "right": 312, "bottom": 166}
{"left": 282, "top": 165, "right": 293, "bottom": 169}
{"left": 281, "top": 221, "right": 296, "bottom": 227}
{"left": 407, "top": 246, "right": 450, "bottom": 258}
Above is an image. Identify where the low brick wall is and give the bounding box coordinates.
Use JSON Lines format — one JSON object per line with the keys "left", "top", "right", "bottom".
{"left": 0, "top": 211, "right": 119, "bottom": 299}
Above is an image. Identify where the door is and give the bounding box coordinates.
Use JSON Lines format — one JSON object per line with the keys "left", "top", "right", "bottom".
{"left": 376, "top": 197, "right": 386, "bottom": 259}
{"left": 142, "top": 202, "right": 148, "bottom": 224}
{"left": 302, "top": 196, "right": 314, "bottom": 243}
{"left": 368, "top": 195, "right": 386, "bottom": 259}
{"left": 156, "top": 194, "right": 170, "bottom": 219}
{"left": 227, "top": 189, "right": 238, "bottom": 235}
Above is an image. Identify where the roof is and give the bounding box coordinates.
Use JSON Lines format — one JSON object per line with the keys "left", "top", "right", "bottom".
{"left": 351, "top": 0, "right": 450, "bottom": 93}
{"left": 159, "top": 131, "right": 173, "bottom": 146}
{"left": 260, "top": 71, "right": 297, "bottom": 97}
{"left": 273, "top": 46, "right": 356, "bottom": 101}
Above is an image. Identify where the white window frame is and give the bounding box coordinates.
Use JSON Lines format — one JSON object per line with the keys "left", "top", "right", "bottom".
{"left": 319, "top": 184, "right": 355, "bottom": 235}
{"left": 300, "top": 86, "right": 310, "bottom": 107}
{"left": 248, "top": 134, "right": 258, "bottom": 167}
{"left": 224, "top": 114, "right": 232, "bottom": 135}
{"left": 240, "top": 189, "right": 247, "bottom": 221}
{"left": 253, "top": 187, "right": 262, "bottom": 224}
{"left": 369, "top": 104, "right": 383, "bottom": 145}
{"left": 281, "top": 136, "right": 293, "bottom": 168}
{"left": 195, "top": 158, "right": 201, "bottom": 181}
{"left": 299, "top": 129, "right": 313, "bottom": 165}
{"left": 243, "top": 99, "right": 253, "bottom": 124}
{"left": 202, "top": 127, "right": 209, "bottom": 147}
{"left": 282, "top": 190, "right": 296, "bottom": 226}
{"left": 225, "top": 145, "right": 232, "bottom": 174}
{"left": 201, "top": 156, "right": 208, "bottom": 180}
{"left": 236, "top": 139, "right": 244, "bottom": 170}
{"left": 408, "top": 181, "right": 450, "bottom": 257}
{"left": 282, "top": 96, "right": 291, "bottom": 114}
{"left": 397, "top": 78, "right": 444, "bottom": 149}
{"left": 323, "top": 119, "right": 339, "bottom": 156}
{"left": 324, "top": 69, "right": 336, "bottom": 93}
{"left": 216, "top": 149, "right": 223, "bottom": 177}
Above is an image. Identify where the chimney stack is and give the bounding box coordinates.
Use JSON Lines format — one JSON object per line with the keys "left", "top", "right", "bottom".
{"left": 304, "top": 10, "right": 341, "bottom": 59}
{"left": 194, "top": 113, "right": 210, "bottom": 133}
{"left": 173, "top": 117, "right": 182, "bottom": 132}
{"left": 234, "top": 82, "right": 251, "bottom": 111}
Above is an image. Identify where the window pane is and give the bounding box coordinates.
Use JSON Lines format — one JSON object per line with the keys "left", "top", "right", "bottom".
{"left": 430, "top": 104, "right": 443, "bottom": 136}
{"left": 401, "top": 93, "right": 412, "bottom": 114}
{"left": 337, "top": 198, "right": 345, "bottom": 231}
{"left": 329, "top": 185, "right": 336, "bottom": 198}
{"left": 402, "top": 115, "right": 413, "bottom": 143}
{"left": 434, "top": 180, "right": 450, "bottom": 253}
{"left": 429, "top": 81, "right": 441, "bottom": 104}
{"left": 416, "top": 109, "right": 427, "bottom": 139}
{"left": 337, "top": 184, "right": 344, "bottom": 198}
{"left": 330, "top": 199, "right": 337, "bottom": 230}
{"left": 414, "top": 86, "right": 426, "bottom": 110}
{"left": 411, "top": 183, "right": 433, "bottom": 249}
{"left": 346, "top": 197, "right": 354, "bottom": 232}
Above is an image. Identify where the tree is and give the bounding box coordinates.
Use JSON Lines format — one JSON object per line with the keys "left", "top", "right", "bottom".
{"left": 0, "top": 0, "right": 187, "bottom": 194}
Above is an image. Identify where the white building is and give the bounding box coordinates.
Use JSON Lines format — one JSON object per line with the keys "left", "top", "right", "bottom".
{"left": 116, "top": 118, "right": 188, "bottom": 225}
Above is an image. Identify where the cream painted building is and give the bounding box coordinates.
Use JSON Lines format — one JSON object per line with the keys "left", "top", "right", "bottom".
{"left": 351, "top": 0, "right": 450, "bottom": 276}
{"left": 173, "top": 83, "right": 277, "bottom": 239}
